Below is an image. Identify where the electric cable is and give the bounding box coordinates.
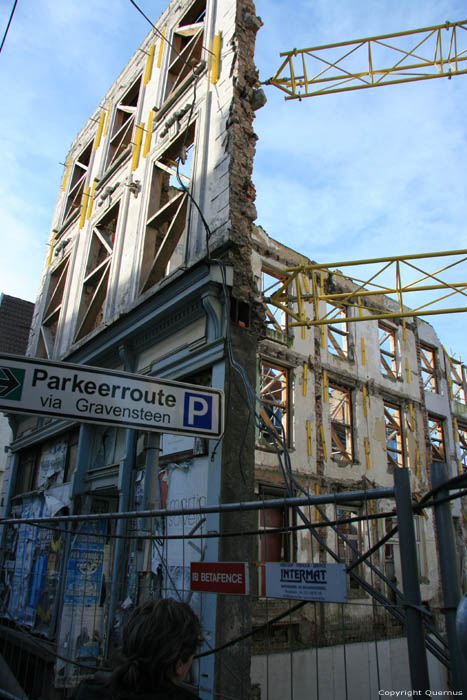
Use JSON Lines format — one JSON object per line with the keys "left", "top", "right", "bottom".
{"left": 0, "top": 0, "right": 18, "bottom": 54}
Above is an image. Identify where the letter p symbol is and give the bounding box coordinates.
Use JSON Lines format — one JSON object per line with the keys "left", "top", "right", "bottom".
{"left": 183, "top": 392, "right": 213, "bottom": 430}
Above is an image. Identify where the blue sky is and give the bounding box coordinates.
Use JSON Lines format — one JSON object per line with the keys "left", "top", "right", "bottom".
{"left": 0, "top": 0, "right": 466, "bottom": 356}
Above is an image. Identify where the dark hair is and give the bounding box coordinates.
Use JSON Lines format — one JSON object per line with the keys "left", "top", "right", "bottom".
{"left": 110, "top": 598, "right": 202, "bottom": 696}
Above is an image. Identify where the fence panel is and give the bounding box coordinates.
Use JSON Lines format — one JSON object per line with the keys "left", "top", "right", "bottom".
{"left": 0, "top": 496, "right": 450, "bottom": 700}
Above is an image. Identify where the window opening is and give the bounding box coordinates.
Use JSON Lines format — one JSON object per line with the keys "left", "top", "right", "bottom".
{"left": 457, "top": 424, "right": 467, "bottom": 471}
{"left": 326, "top": 303, "right": 349, "bottom": 359}
{"left": 63, "top": 141, "right": 93, "bottom": 224}
{"left": 139, "top": 124, "right": 195, "bottom": 294}
{"left": 384, "top": 402, "right": 404, "bottom": 468}
{"left": 37, "top": 252, "right": 71, "bottom": 358}
{"left": 379, "top": 323, "right": 398, "bottom": 379}
{"left": 336, "top": 506, "right": 361, "bottom": 591}
{"left": 261, "top": 269, "right": 288, "bottom": 335}
{"left": 75, "top": 202, "right": 120, "bottom": 341}
{"left": 258, "top": 485, "right": 293, "bottom": 595}
{"left": 13, "top": 430, "right": 80, "bottom": 497}
{"left": 329, "top": 384, "right": 353, "bottom": 463}
{"left": 428, "top": 416, "right": 445, "bottom": 462}
{"left": 14, "top": 448, "right": 38, "bottom": 496}
{"left": 106, "top": 77, "right": 142, "bottom": 171}
{"left": 164, "top": 0, "right": 206, "bottom": 101}
{"left": 230, "top": 296, "right": 250, "bottom": 328}
{"left": 419, "top": 343, "right": 438, "bottom": 393}
{"left": 259, "top": 361, "right": 289, "bottom": 445}
{"left": 449, "top": 358, "right": 466, "bottom": 404}
{"left": 63, "top": 429, "right": 79, "bottom": 483}
{"left": 383, "top": 516, "right": 398, "bottom": 603}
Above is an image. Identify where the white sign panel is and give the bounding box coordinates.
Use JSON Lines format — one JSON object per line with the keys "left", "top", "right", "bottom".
{"left": 265, "top": 562, "right": 347, "bottom": 603}
{"left": 0, "top": 354, "right": 224, "bottom": 438}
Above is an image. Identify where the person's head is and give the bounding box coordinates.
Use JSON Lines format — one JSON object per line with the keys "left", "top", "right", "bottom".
{"left": 110, "top": 598, "right": 202, "bottom": 695}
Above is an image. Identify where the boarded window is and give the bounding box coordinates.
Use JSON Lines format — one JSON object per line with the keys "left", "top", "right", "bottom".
{"left": 75, "top": 202, "right": 120, "bottom": 341}
{"left": 261, "top": 268, "right": 288, "bottom": 335}
{"left": 449, "top": 358, "right": 466, "bottom": 404}
{"left": 139, "top": 123, "right": 195, "bottom": 294}
{"left": 259, "top": 361, "right": 289, "bottom": 445}
{"left": 419, "top": 343, "right": 438, "bottom": 393}
{"left": 164, "top": 0, "right": 206, "bottom": 101}
{"left": 379, "top": 323, "right": 398, "bottom": 379}
{"left": 384, "top": 402, "right": 404, "bottom": 468}
{"left": 63, "top": 141, "right": 93, "bottom": 224}
{"left": 329, "top": 384, "right": 353, "bottom": 463}
{"left": 106, "top": 77, "right": 142, "bottom": 171}
{"left": 37, "top": 252, "right": 71, "bottom": 358}
{"left": 428, "top": 416, "right": 445, "bottom": 462}
{"left": 326, "top": 304, "right": 349, "bottom": 359}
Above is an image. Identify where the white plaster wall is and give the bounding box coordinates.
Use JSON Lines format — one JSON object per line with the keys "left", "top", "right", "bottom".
{"left": 251, "top": 639, "right": 448, "bottom": 700}
{"left": 136, "top": 318, "right": 206, "bottom": 372}
{"left": 291, "top": 363, "right": 317, "bottom": 476}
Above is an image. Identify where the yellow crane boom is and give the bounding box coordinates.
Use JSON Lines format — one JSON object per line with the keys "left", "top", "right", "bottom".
{"left": 266, "top": 20, "right": 467, "bottom": 99}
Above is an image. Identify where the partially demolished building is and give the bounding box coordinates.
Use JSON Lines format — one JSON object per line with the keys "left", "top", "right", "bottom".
{"left": 1, "top": 0, "right": 466, "bottom": 698}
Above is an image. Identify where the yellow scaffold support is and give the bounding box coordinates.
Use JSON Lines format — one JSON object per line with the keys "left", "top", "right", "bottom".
{"left": 266, "top": 20, "right": 467, "bottom": 100}
{"left": 266, "top": 249, "right": 467, "bottom": 328}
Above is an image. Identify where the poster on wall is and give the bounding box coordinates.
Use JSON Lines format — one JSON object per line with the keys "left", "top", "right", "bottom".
{"left": 6, "top": 493, "right": 66, "bottom": 636}
{"left": 37, "top": 438, "right": 67, "bottom": 489}
{"left": 7, "top": 495, "right": 46, "bottom": 626}
{"left": 151, "top": 462, "right": 208, "bottom": 608}
{"left": 55, "top": 519, "right": 108, "bottom": 687}
{"left": 34, "top": 526, "right": 65, "bottom": 636}
{"left": 64, "top": 521, "right": 106, "bottom": 606}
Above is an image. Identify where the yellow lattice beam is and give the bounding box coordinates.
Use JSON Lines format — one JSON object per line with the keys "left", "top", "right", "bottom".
{"left": 267, "top": 249, "right": 467, "bottom": 327}
{"left": 266, "top": 20, "right": 467, "bottom": 100}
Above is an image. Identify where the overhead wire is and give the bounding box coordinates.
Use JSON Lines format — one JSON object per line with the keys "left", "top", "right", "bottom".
{"left": 0, "top": 0, "right": 18, "bottom": 54}
{"left": 128, "top": 0, "right": 215, "bottom": 62}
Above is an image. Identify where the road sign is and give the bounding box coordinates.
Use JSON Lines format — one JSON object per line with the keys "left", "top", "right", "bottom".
{"left": 265, "top": 562, "right": 347, "bottom": 602}
{"left": 0, "top": 353, "right": 224, "bottom": 438}
{"left": 190, "top": 562, "right": 249, "bottom": 595}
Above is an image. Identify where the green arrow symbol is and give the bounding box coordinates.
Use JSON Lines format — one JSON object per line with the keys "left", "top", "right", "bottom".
{"left": 0, "top": 367, "right": 24, "bottom": 400}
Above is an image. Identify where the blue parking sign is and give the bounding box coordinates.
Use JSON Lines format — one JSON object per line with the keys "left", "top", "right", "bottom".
{"left": 183, "top": 392, "right": 213, "bottom": 430}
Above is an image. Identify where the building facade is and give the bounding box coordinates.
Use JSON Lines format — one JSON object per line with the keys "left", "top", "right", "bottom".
{"left": 0, "top": 0, "right": 465, "bottom": 698}
{"left": 0, "top": 294, "right": 34, "bottom": 507}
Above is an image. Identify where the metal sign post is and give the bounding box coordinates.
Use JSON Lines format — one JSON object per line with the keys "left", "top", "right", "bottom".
{"left": 0, "top": 353, "right": 224, "bottom": 438}
{"left": 393, "top": 467, "right": 430, "bottom": 692}
{"left": 431, "top": 463, "right": 467, "bottom": 693}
